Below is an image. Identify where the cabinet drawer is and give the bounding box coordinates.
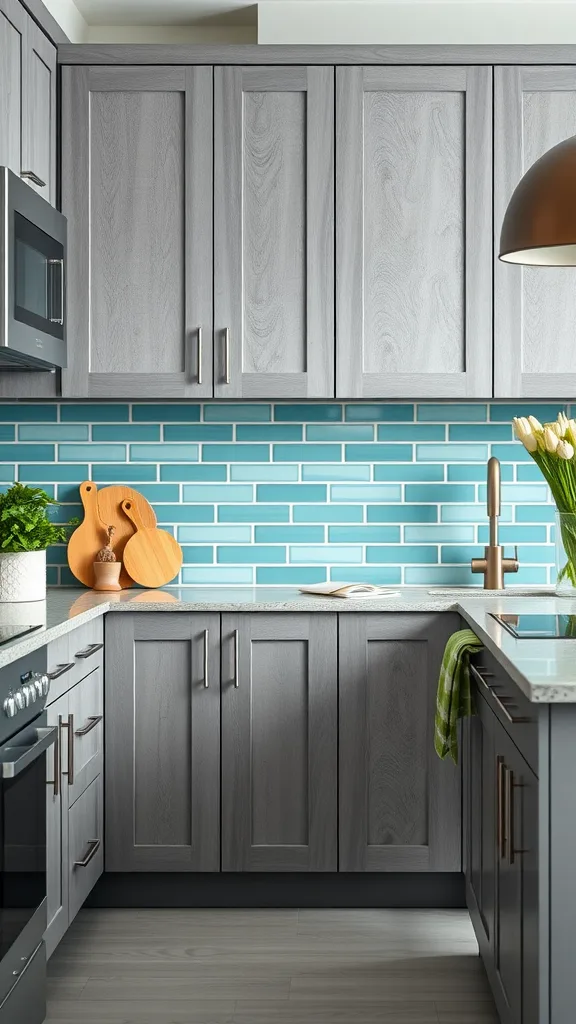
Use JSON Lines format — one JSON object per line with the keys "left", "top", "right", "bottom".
{"left": 68, "top": 774, "right": 103, "bottom": 925}
{"left": 470, "top": 650, "right": 538, "bottom": 776}
{"left": 67, "top": 665, "right": 103, "bottom": 798}
{"left": 47, "top": 619, "right": 104, "bottom": 703}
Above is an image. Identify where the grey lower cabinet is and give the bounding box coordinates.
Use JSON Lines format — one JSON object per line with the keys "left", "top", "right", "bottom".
{"left": 105, "top": 613, "right": 221, "bottom": 871}
{"left": 339, "top": 613, "right": 461, "bottom": 871}
{"left": 221, "top": 613, "right": 338, "bottom": 871}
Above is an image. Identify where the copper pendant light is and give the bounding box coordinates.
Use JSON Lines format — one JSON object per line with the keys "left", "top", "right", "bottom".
{"left": 499, "top": 135, "right": 576, "bottom": 266}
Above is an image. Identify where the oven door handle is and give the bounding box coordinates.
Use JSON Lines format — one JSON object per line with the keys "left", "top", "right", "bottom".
{"left": 0, "top": 727, "right": 58, "bottom": 779}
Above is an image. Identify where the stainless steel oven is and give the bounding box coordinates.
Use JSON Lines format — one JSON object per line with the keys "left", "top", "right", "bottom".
{"left": 0, "top": 167, "right": 67, "bottom": 371}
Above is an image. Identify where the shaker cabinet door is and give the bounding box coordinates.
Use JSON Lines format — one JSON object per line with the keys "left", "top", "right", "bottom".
{"left": 464, "top": 691, "right": 496, "bottom": 962}
{"left": 339, "top": 613, "right": 461, "bottom": 871}
{"left": 221, "top": 613, "right": 338, "bottom": 871}
{"left": 0, "top": 0, "right": 26, "bottom": 179}
{"left": 105, "top": 614, "right": 221, "bottom": 871}
{"left": 495, "top": 67, "right": 576, "bottom": 397}
{"left": 62, "top": 65, "right": 213, "bottom": 398}
{"left": 45, "top": 693, "right": 69, "bottom": 959}
{"left": 214, "top": 66, "right": 334, "bottom": 398}
{"left": 336, "top": 66, "right": 492, "bottom": 399}
{"left": 22, "top": 16, "right": 56, "bottom": 205}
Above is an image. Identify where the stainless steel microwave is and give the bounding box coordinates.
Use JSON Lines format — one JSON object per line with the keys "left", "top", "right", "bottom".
{"left": 0, "top": 167, "right": 67, "bottom": 370}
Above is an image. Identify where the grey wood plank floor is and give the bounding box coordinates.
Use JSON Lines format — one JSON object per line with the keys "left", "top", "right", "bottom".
{"left": 47, "top": 908, "right": 498, "bottom": 1024}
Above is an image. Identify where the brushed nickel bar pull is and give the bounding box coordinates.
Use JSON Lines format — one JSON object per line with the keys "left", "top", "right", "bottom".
{"left": 74, "top": 839, "right": 101, "bottom": 868}
{"left": 75, "top": 642, "right": 104, "bottom": 659}
{"left": 506, "top": 767, "right": 514, "bottom": 865}
{"left": 233, "top": 629, "right": 239, "bottom": 688}
{"left": 48, "top": 258, "right": 64, "bottom": 325}
{"left": 20, "top": 170, "right": 46, "bottom": 187}
{"left": 61, "top": 714, "right": 74, "bottom": 785}
{"left": 203, "top": 629, "right": 209, "bottom": 688}
{"left": 469, "top": 664, "right": 531, "bottom": 725}
{"left": 197, "top": 327, "right": 203, "bottom": 386}
{"left": 48, "top": 662, "right": 75, "bottom": 681}
{"left": 53, "top": 715, "right": 62, "bottom": 798}
{"left": 496, "top": 756, "right": 505, "bottom": 860}
{"left": 224, "top": 328, "right": 231, "bottom": 385}
{"left": 74, "top": 715, "right": 102, "bottom": 737}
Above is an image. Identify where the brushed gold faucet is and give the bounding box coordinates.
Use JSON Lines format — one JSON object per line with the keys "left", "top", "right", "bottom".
{"left": 471, "top": 457, "right": 519, "bottom": 589}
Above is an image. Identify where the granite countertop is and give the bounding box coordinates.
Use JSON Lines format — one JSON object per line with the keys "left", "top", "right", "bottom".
{"left": 0, "top": 586, "right": 575, "bottom": 703}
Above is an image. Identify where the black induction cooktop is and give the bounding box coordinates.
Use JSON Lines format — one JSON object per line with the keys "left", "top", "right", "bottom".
{"left": 491, "top": 614, "right": 576, "bottom": 639}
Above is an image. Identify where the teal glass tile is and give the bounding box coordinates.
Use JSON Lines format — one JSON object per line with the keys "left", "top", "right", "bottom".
{"left": 61, "top": 404, "right": 129, "bottom": 422}
{"left": 60, "top": 568, "right": 79, "bottom": 586}
{"left": 131, "top": 444, "right": 198, "bottom": 462}
{"left": 404, "top": 566, "right": 477, "bottom": 585}
{"left": 161, "top": 465, "right": 226, "bottom": 482}
{"left": 417, "top": 404, "right": 487, "bottom": 422}
{"left": 478, "top": 525, "right": 547, "bottom": 543}
{"left": 440, "top": 546, "right": 483, "bottom": 564}
{"left": 92, "top": 465, "right": 157, "bottom": 482}
{"left": 367, "top": 505, "right": 438, "bottom": 524}
{"left": 18, "top": 464, "right": 88, "bottom": 482}
{"left": 515, "top": 505, "right": 556, "bottom": 523}
{"left": 346, "top": 444, "right": 412, "bottom": 462}
{"left": 294, "top": 505, "right": 363, "bottom": 523}
{"left": 405, "top": 525, "right": 476, "bottom": 542}
{"left": 179, "top": 526, "right": 251, "bottom": 543}
{"left": 47, "top": 567, "right": 59, "bottom": 585}
{"left": 182, "top": 567, "right": 254, "bottom": 584}
{"left": 218, "top": 505, "right": 289, "bottom": 523}
{"left": 449, "top": 424, "right": 512, "bottom": 441}
{"left": 0, "top": 426, "right": 14, "bottom": 441}
{"left": 182, "top": 485, "right": 253, "bottom": 503}
{"left": 204, "top": 404, "right": 271, "bottom": 422}
{"left": 237, "top": 424, "right": 302, "bottom": 441}
{"left": 127, "top": 484, "right": 180, "bottom": 503}
{"left": 405, "top": 484, "right": 475, "bottom": 503}
{"left": 345, "top": 404, "right": 413, "bottom": 422}
{"left": 491, "top": 444, "right": 530, "bottom": 462}
{"left": 448, "top": 464, "right": 513, "bottom": 482}
{"left": 46, "top": 545, "right": 68, "bottom": 565}
{"left": 416, "top": 444, "right": 488, "bottom": 462}
{"left": 377, "top": 424, "right": 445, "bottom": 441}
{"left": 516, "top": 464, "right": 543, "bottom": 482}
{"left": 513, "top": 567, "right": 549, "bottom": 585}
{"left": 59, "top": 444, "right": 125, "bottom": 462}
{"left": 153, "top": 505, "right": 214, "bottom": 524}
{"left": 181, "top": 546, "right": 214, "bottom": 564}
{"left": 329, "top": 566, "right": 401, "bottom": 584}
{"left": 489, "top": 403, "right": 566, "bottom": 423}
{"left": 441, "top": 504, "right": 512, "bottom": 524}
{"left": 331, "top": 484, "right": 402, "bottom": 502}
{"left": 374, "top": 464, "right": 444, "bottom": 482}
{"left": 329, "top": 526, "right": 401, "bottom": 543}
{"left": 20, "top": 484, "right": 55, "bottom": 498}
{"left": 366, "top": 545, "right": 437, "bottom": 564}
{"left": 302, "top": 465, "right": 370, "bottom": 482}
{"left": 273, "top": 444, "right": 341, "bottom": 462}
{"left": 18, "top": 424, "right": 88, "bottom": 441}
{"left": 306, "top": 425, "right": 374, "bottom": 441}
{"left": 132, "top": 404, "right": 200, "bottom": 422}
{"left": 93, "top": 424, "right": 160, "bottom": 441}
{"left": 517, "top": 546, "right": 555, "bottom": 564}
{"left": 479, "top": 483, "right": 549, "bottom": 503}
{"left": 257, "top": 484, "right": 326, "bottom": 503}
{"left": 164, "top": 424, "right": 233, "bottom": 441}
{"left": 203, "top": 444, "right": 269, "bottom": 463}
{"left": 255, "top": 526, "right": 325, "bottom": 543}
{"left": 290, "top": 545, "right": 363, "bottom": 564}
{"left": 217, "top": 546, "right": 285, "bottom": 564}
{"left": 274, "top": 404, "right": 341, "bottom": 422}
{"left": 0, "top": 404, "right": 57, "bottom": 422}
{"left": 256, "top": 566, "right": 327, "bottom": 584}
{"left": 0, "top": 444, "right": 54, "bottom": 461}
{"left": 0, "top": 466, "right": 15, "bottom": 482}
{"left": 49, "top": 503, "right": 82, "bottom": 524}
{"left": 231, "top": 465, "right": 299, "bottom": 482}
{"left": 56, "top": 484, "right": 80, "bottom": 502}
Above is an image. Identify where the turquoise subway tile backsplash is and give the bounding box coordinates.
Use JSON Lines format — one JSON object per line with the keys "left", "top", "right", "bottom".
{"left": 0, "top": 401, "right": 561, "bottom": 586}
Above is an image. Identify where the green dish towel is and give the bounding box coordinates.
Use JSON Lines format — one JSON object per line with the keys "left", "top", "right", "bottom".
{"left": 435, "top": 629, "right": 483, "bottom": 764}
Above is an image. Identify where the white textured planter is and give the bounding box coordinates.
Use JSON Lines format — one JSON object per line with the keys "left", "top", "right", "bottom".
{"left": 0, "top": 550, "right": 46, "bottom": 603}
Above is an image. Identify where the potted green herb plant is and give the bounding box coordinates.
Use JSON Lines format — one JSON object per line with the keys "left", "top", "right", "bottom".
{"left": 0, "top": 484, "right": 67, "bottom": 602}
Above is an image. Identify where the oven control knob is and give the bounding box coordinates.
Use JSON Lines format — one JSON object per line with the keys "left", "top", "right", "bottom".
{"left": 3, "top": 694, "right": 16, "bottom": 718}
{"left": 34, "top": 673, "right": 50, "bottom": 698}
{"left": 21, "top": 683, "right": 37, "bottom": 707}
{"left": 14, "top": 689, "right": 25, "bottom": 711}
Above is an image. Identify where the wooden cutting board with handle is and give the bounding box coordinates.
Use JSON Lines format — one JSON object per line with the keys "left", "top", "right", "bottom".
{"left": 121, "top": 499, "right": 183, "bottom": 588}
{"left": 96, "top": 486, "right": 157, "bottom": 590}
{"left": 67, "top": 481, "right": 109, "bottom": 587}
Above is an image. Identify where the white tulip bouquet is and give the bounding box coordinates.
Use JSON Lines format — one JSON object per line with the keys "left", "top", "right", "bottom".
{"left": 513, "top": 412, "right": 576, "bottom": 589}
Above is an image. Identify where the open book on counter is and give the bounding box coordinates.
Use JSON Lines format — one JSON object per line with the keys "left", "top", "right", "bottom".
{"left": 298, "top": 582, "right": 400, "bottom": 600}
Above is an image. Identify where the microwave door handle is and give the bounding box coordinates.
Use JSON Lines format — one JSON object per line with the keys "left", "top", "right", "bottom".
{"left": 47, "top": 258, "right": 64, "bottom": 326}
{"left": 0, "top": 727, "right": 58, "bottom": 779}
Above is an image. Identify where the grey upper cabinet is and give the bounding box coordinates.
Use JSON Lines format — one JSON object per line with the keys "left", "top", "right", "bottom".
{"left": 221, "top": 613, "right": 338, "bottom": 871}
{"left": 214, "top": 66, "right": 334, "bottom": 399}
{"left": 336, "top": 66, "right": 492, "bottom": 399}
{"left": 61, "top": 65, "right": 213, "bottom": 398}
{"left": 339, "top": 613, "right": 461, "bottom": 872}
{"left": 495, "top": 66, "right": 576, "bottom": 397}
{"left": 105, "top": 613, "right": 220, "bottom": 872}
{"left": 0, "top": 0, "right": 26, "bottom": 180}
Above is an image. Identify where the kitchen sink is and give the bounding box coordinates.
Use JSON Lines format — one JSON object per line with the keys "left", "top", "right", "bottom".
{"left": 427, "top": 587, "right": 555, "bottom": 597}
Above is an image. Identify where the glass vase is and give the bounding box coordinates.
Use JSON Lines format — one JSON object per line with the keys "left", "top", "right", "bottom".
{"left": 555, "top": 511, "right": 576, "bottom": 596}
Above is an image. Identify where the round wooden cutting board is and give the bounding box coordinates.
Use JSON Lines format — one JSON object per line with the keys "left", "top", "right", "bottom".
{"left": 96, "top": 486, "right": 157, "bottom": 589}
{"left": 121, "top": 499, "right": 183, "bottom": 589}
{"left": 67, "top": 481, "right": 109, "bottom": 588}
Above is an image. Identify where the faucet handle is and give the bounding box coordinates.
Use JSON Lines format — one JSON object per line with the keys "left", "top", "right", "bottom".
{"left": 503, "top": 545, "right": 520, "bottom": 575}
